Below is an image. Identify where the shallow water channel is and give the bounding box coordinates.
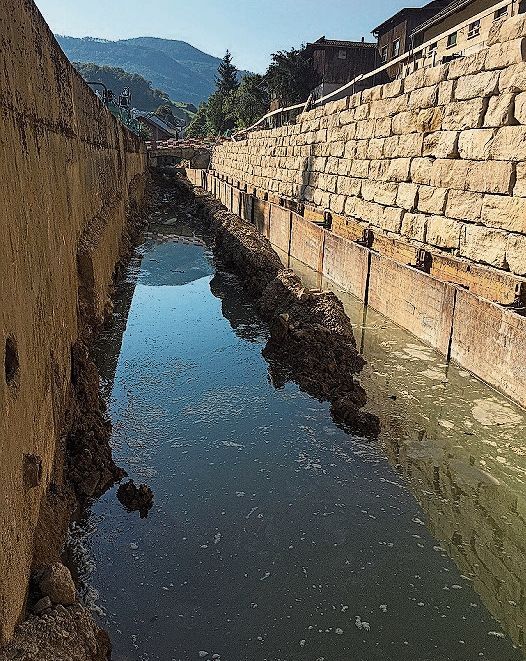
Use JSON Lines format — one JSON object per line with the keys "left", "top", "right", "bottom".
{"left": 72, "top": 222, "right": 526, "bottom": 661}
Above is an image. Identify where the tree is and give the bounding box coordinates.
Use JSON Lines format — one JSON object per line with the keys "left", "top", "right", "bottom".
{"left": 206, "top": 90, "right": 237, "bottom": 135}
{"left": 216, "top": 50, "right": 239, "bottom": 95}
{"left": 186, "top": 102, "right": 209, "bottom": 137}
{"left": 235, "top": 74, "right": 269, "bottom": 128}
{"left": 265, "top": 46, "right": 319, "bottom": 107}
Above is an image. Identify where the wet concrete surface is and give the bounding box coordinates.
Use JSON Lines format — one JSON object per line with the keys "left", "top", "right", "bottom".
{"left": 69, "top": 224, "right": 525, "bottom": 661}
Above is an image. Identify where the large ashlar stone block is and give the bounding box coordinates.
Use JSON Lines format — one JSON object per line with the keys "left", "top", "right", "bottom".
{"left": 480, "top": 195, "right": 526, "bottom": 232}
{"left": 401, "top": 212, "right": 427, "bottom": 241}
{"left": 408, "top": 85, "right": 439, "bottom": 109}
{"left": 426, "top": 216, "right": 463, "bottom": 249}
{"left": 445, "top": 189, "right": 484, "bottom": 222}
{"left": 506, "top": 234, "right": 526, "bottom": 275}
{"left": 438, "top": 79, "right": 455, "bottom": 105}
{"left": 448, "top": 51, "right": 487, "bottom": 78}
{"left": 488, "top": 13, "right": 526, "bottom": 46}
{"left": 416, "top": 107, "right": 444, "bottom": 132}
{"left": 485, "top": 38, "right": 526, "bottom": 70}
{"left": 374, "top": 117, "right": 392, "bottom": 137}
{"left": 455, "top": 71, "right": 500, "bottom": 101}
{"left": 499, "top": 62, "right": 526, "bottom": 91}
{"left": 337, "top": 176, "right": 362, "bottom": 196}
{"left": 381, "top": 206, "right": 405, "bottom": 233}
{"left": 460, "top": 224, "right": 508, "bottom": 268}
{"left": 361, "top": 180, "right": 399, "bottom": 206}
{"left": 349, "top": 159, "right": 370, "bottom": 178}
{"left": 410, "top": 157, "right": 513, "bottom": 194}
{"left": 382, "top": 78, "right": 404, "bottom": 99}
{"left": 484, "top": 93, "right": 516, "bottom": 127}
{"left": 369, "top": 158, "right": 411, "bottom": 182}
{"left": 397, "top": 182, "right": 419, "bottom": 210}
{"left": 513, "top": 91, "right": 526, "bottom": 124}
{"left": 488, "top": 125, "right": 526, "bottom": 160}
{"left": 391, "top": 110, "right": 419, "bottom": 134}
{"left": 368, "top": 138, "right": 386, "bottom": 160}
{"left": 458, "top": 128, "right": 496, "bottom": 160}
{"left": 404, "top": 63, "right": 449, "bottom": 92}
{"left": 417, "top": 185, "right": 448, "bottom": 214}
{"left": 513, "top": 162, "right": 526, "bottom": 196}
{"left": 383, "top": 133, "right": 423, "bottom": 158}
{"left": 330, "top": 193, "right": 347, "bottom": 214}
{"left": 442, "top": 99, "right": 486, "bottom": 130}
{"left": 423, "top": 130, "right": 459, "bottom": 158}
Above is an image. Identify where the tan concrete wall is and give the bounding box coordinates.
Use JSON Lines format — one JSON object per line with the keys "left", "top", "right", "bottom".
{"left": 212, "top": 13, "right": 526, "bottom": 285}
{"left": 0, "top": 0, "right": 146, "bottom": 642}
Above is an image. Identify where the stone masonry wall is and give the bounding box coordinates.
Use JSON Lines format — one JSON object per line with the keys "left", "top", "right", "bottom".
{"left": 212, "top": 14, "right": 526, "bottom": 279}
{"left": 0, "top": 0, "right": 146, "bottom": 642}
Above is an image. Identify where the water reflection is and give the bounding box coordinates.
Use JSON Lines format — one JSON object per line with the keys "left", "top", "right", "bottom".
{"left": 71, "top": 230, "right": 526, "bottom": 661}
{"left": 289, "top": 254, "right": 526, "bottom": 653}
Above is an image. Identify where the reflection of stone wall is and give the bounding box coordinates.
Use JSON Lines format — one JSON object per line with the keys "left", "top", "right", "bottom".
{"left": 0, "top": 0, "right": 146, "bottom": 642}
{"left": 383, "top": 426, "right": 526, "bottom": 650}
{"left": 212, "top": 14, "right": 526, "bottom": 279}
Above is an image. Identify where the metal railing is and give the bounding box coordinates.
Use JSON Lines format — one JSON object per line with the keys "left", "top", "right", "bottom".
{"left": 232, "top": 0, "right": 513, "bottom": 139}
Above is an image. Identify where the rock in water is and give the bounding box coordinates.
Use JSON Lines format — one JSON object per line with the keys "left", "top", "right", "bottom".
{"left": 117, "top": 480, "right": 154, "bottom": 518}
{"left": 38, "top": 563, "right": 76, "bottom": 606}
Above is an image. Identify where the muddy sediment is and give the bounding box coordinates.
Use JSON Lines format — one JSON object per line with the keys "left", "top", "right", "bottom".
{"left": 165, "top": 171, "right": 379, "bottom": 436}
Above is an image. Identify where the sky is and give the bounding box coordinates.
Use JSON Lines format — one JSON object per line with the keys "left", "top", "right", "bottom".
{"left": 34, "top": 0, "right": 424, "bottom": 73}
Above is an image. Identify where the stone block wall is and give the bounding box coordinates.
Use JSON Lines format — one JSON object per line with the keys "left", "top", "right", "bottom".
{"left": 212, "top": 14, "right": 526, "bottom": 279}
{"left": 0, "top": 0, "right": 146, "bottom": 642}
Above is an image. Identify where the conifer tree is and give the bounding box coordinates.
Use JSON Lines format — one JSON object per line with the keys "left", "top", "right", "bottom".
{"left": 216, "top": 50, "right": 239, "bottom": 95}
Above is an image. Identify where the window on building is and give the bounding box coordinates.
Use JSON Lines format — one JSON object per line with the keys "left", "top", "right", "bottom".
{"left": 381, "top": 45, "right": 388, "bottom": 63}
{"left": 468, "top": 19, "right": 480, "bottom": 38}
{"left": 392, "top": 38, "right": 401, "bottom": 58}
{"left": 338, "top": 49, "right": 347, "bottom": 59}
{"left": 494, "top": 5, "right": 509, "bottom": 19}
{"left": 447, "top": 31, "right": 458, "bottom": 48}
{"left": 428, "top": 42, "right": 437, "bottom": 54}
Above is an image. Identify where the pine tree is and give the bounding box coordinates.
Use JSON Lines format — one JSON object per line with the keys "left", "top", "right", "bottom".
{"left": 216, "top": 50, "right": 239, "bottom": 95}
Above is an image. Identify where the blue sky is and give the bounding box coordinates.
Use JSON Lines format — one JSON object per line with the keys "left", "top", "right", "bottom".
{"left": 35, "top": 0, "right": 423, "bottom": 73}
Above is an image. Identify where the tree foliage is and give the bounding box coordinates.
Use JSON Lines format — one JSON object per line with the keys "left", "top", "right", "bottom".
{"left": 235, "top": 74, "right": 269, "bottom": 128}
{"left": 189, "top": 44, "right": 317, "bottom": 137}
{"left": 266, "top": 46, "right": 319, "bottom": 107}
{"left": 216, "top": 50, "right": 239, "bottom": 95}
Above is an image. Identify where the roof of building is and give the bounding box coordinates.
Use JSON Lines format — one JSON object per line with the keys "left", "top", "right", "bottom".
{"left": 411, "top": 0, "right": 475, "bottom": 36}
{"left": 306, "top": 37, "right": 377, "bottom": 50}
{"left": 372, "top": 0, "right": 451, "bottom": 34}
{"left": 136, "top": 112, "right": 181, "bottom": 135}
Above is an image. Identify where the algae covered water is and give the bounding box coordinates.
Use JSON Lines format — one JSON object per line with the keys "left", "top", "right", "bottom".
{"left": 73, "top": 224, "right": 524, "bottom": 661}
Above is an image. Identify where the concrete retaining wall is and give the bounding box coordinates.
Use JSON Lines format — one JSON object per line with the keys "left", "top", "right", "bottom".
{"left": 0, "top": 0, "right": 147, "bottom": 641}
{"left": 199, "top": 173, "right": 526, "bottom": 410}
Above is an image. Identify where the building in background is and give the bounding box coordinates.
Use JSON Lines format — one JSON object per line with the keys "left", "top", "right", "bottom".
{"left": 372, "top": 0, "right": 452, "bottom": 78}
{"left": 305, "top": 37, "right": 378, "bottom": 98}
{"left": 412, "top": 0, "right": 526, "bottom": 69}
{"left": 136, "top": 112, "right": 182, "bottom": 142}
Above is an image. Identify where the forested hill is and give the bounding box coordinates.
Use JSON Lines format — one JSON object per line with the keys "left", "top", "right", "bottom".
{"left": 73, "top": 62, "right": 197, "bottom": 120}
{"left": 57, "top": 35, "right": 249, "bottom": 105}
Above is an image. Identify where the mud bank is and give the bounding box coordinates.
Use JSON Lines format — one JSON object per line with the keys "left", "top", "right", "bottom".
{"left": 163, "top": 172, "right": 378, "bottom": 436}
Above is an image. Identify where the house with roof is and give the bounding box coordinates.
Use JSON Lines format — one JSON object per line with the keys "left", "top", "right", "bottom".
{"left": 372, "top": 0, "right": 451, "bottom": 78}
{"left": 135, "top": 112, "right": 182, "bottom": 142}
{"left": 411, "top": 0, "right": 526, "bottom": 69}
{"left": 305, "top": 37, "right": 378, "bottom": 98}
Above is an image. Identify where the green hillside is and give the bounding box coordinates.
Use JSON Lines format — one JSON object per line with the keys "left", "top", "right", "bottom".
{"left": 57, "top": 35, "right": 250, "bottom": 105}
{"left": 73, "top": 62, "right": 196, "bottom": 122}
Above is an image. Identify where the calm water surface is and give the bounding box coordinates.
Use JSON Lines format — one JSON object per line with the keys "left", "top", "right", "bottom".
{"left": 71, "top": 225, "right": 525, "bottom": 661}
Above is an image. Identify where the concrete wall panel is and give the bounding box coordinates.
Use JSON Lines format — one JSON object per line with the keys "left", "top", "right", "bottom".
{"left": 368, "top": 254, "right": 456, "bottom": 355}
{"left": 450, "top": 290, "right": 526, "bottom": 408}
{"left": 290, "top": 213, "right": 324, "bottom": 272}
{"left": 269, "top": 204, "right": 292, "bottom": 254}
{"left": 322, "top": 233, "right": 370, "bottom": 301}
